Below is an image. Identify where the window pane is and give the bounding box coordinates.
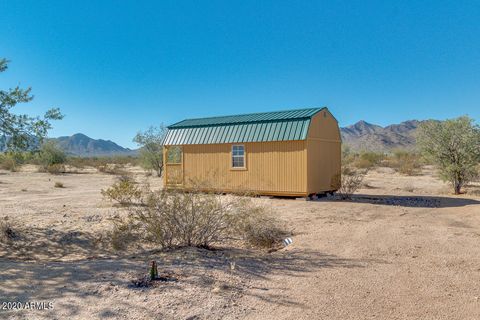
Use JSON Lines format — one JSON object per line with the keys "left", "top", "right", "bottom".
{"left": 232, "top": 156, "right": 244, "bottom": 167}
{"left": 232, "top": 145, "right": 245, "bottom": 168}
{"left": 233, "top": 145, "right": 244, "bottom": 155}
{"left": 237, "top": 158, "right": 244, "bottom": 167}
{"left": 167, "top": 146, "right": 182, "bottom": 164}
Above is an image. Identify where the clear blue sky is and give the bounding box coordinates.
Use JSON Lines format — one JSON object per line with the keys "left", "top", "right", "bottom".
{"left": 1, "top": 1, "right": 479, "bottom": 148}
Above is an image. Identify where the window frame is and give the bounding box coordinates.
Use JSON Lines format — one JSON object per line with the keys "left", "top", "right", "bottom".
{"left": 166, "top": 145, "right": 183, "bottom": 164}
{"left": 231, "top": 144, "right": 246, "bottom": 170}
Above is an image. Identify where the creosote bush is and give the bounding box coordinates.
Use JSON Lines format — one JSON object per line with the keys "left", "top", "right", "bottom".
{"left": 110, "top": 188, "right": 286, "bottom": 250}
{"left": 236, "top": 208, "right": 287, "bottom": 248}
{"left": 336, "top": 166, "right": 367, "bottom": 200}
{"left": 101, "top": 178, "right": 142, "bottom": 206}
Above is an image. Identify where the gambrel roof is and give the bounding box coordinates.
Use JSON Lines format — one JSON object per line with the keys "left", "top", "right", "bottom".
{"left": 163, "top": 107, "right": 326, "bottom": 145}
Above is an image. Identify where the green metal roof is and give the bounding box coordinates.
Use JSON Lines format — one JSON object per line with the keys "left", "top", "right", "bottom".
{"left": 163, "top": 107, "right": 325, "bottom": 145}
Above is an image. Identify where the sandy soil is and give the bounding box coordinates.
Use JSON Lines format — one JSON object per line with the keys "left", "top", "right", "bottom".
{"left": 1, "top": 165, "right": 480, "bottom": 319}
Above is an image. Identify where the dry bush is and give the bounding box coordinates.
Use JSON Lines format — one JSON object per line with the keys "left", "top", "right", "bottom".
{"left": 97, "top": 163, "right": 128, "bottom": 175}
{"left": 468, "top": 188, "right": 480, "bottom": 196}
{"left": 101, "top": 179, "right": 143, "bottom": 206}
{"left": 236, "top": 206, "right": 287, "bottom": 248}
{"left": 43, "top": 164, "right": 66, "bottom": 175}
{"left": 110, "top": 189, "right": 285, "bottom": 250}
{"left": 352, "top": 152, "right": 384, "bottom": 169}
{"left": 0, "top": 155, "right": 17, "bottom": 172}
{"left": 386, "top": 151, "right": 422, "bottom": 175}
{"left": 67, "top": 156, "right": 138, "bottom": 169}
{"left": 110, "top": 218, "right": 140, "bottom": 250}
{"left": 54, "top": 181, "right": 64, "bottom": 188}
{"left": 336, "top": 167, "right": 367, "bottom": 200}
{"left": 0, "top": 220, "right": 20, "bottom": 243}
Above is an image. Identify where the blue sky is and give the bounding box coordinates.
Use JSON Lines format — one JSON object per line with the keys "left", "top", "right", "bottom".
{"left": 1, "top": 1, "right": 479, "bottom": 148}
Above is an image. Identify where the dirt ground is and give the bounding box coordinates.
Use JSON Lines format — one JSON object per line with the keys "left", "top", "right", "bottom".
{"left": 1, "top": 165, "right": 480, "bottom": 320}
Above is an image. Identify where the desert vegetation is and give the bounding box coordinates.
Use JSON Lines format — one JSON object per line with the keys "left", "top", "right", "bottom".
{"left": 106, "top": 180, "right": 286, "bottom": 250}
{"left": 342, "top": 147, "right": 429, "bottom": 176}
{"left": 1, "top": 161, "right": 479, "bottom": 319}
{"left": 133, "top": 125, "right": 166, "bottom": 177}
{"left": 101, "top": 176, "right": 143, "bottom": 206}
{"left": 0, "top": 58, "right": 63, "bottom": 151}
{"left": 417, "top": 116, "right": 480, "bottom": 194}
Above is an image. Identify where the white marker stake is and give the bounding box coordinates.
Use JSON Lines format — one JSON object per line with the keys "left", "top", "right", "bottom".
{"left": 283, "top": 237, "right": 293, "bottom": 247}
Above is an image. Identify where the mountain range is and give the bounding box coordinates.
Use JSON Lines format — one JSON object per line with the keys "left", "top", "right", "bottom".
{"left": 340, "top": 120, "right": 423, "bottom": 152}
{"left": 53, "top": 133, "right": 137, "bottom": 157}
{"left": 1, "top": 120, "right": 424, "bottom": 156}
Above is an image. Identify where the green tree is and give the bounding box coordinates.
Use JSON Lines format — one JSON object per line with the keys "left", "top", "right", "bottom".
{"left": 38, "top": 140, "right": 67, "bottom": 168}
{"left": 417, "top": 116, "right": 480, "bottom": 194}
{"left": 0, "top": 58, "right": 63, "bottom": 151}
{"left": 133, "top": 125, "right": 166, "bottom": 177}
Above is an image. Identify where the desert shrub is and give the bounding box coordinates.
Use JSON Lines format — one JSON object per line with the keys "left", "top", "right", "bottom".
{"left": 67, "top": 156, "right": 138, "bottom": 169}
{"left": 109, "top": 218, "right": 140, "bottom": 250}
{"left": 235, "top": 205, "right": 287, "bottom": 248}
{"left": 111, "top": 189, "right": 285, "bottom": 250}
{"left": 38, "top": 141, "right": 66, "bottom": 172}
{"left": 44, "top": 163, "right": 66, "bottom": 174}
{"left": 0, "top": 220, "right": 19, "bottom": 243}
{"left": 384, "top": 150, "right": 423, "bottom": 175}
{"left": 97, "top": 163, "right": 128, "bottom": 175}
{"left": 54, "top": 181, "right": 64, "bottom": 188}
{"left": 352, "top": 152, "right": 384, "bottom": 169}
{"left": 101, "top": 179, "right": 143, "bottom": 206}
{"left": 0, "top": 154, "right": 18, "bottom": 171}
{"left": 336, "top": 166, "right": 367, "bottom": 200}
{"left": 341, "top": 144, "right": 356, "bottom": 167}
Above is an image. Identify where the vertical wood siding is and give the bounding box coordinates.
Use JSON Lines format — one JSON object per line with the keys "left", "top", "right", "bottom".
{"left": 181, "top": 141, "right": 307, "bottom": 195}
{"left": 306, "top": 110, "right": 342, "bottom": 193}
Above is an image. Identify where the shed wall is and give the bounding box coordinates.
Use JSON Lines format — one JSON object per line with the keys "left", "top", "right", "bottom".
{"left": 182, "top": 141, "right": 307, "bottom": 195}
{"left": 306, "top": 110, "right": 342, "bottom": 193}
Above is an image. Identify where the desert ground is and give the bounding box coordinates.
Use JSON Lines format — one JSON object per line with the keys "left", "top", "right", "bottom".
{"left": 1, "top": 165, "right": 480, "bottom": 320}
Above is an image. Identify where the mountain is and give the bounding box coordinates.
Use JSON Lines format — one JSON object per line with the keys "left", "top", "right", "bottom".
{"left": 340, "top": 120, "right": 423, "bottom": 152}
{"left": 1, "top": 120, "right": 426, "bottom": 155}
{"left": 53, "top": 133, "right": 137, "bottom": 157}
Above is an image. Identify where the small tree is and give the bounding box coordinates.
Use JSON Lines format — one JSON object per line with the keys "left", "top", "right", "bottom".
{"left": 38, "top": 140, "right": 66, "bottom": 168}
{"left": 0, "top": 58, "right": 63, "bottom": 151}
{"left": 417, "top": 116, "right": 480, "bottom": 194}
{"left": 133, "top": 125, "right": 166, "bottom": 177}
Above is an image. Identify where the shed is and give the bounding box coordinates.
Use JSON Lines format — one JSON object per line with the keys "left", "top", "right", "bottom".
{"left": 163, "top": 107, "right": 341, "bottom": 197}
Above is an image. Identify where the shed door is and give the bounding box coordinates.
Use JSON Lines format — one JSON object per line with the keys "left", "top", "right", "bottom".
{"left": 165, "top": 146, "right": 183, "bottom": 186}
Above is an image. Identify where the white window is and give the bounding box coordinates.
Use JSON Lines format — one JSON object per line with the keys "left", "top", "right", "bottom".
{"left": 232, "top": 145, "right": 245, "bottom": 168}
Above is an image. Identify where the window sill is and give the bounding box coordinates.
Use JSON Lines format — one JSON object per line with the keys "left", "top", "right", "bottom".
{"left": 230, "top": 167, "right": 247, "bottom": 171}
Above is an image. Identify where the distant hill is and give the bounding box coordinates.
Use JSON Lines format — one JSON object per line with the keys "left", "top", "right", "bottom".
{"left": 0, "top": 133, "right": 136, "bottom": 157}
{"left": 53, "top": 133, "right": 137, "bottom": 157}
{"left": 340, "top": 120, "right": 424, "bottom": 152}
{"left": 1, "top": 120, "right": 427, "bottom": 155}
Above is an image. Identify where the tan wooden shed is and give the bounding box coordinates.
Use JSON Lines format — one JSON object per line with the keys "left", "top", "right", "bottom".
{"left": 162, "top": 107, "right": 341, "bottom": 197}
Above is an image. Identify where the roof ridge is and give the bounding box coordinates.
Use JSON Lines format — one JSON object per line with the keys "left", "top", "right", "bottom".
{"left": 169, "top": 106, "right": 326, "bottom": 128}
{"left": 182, "top": 107, "right": 323, "bottom": 122}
